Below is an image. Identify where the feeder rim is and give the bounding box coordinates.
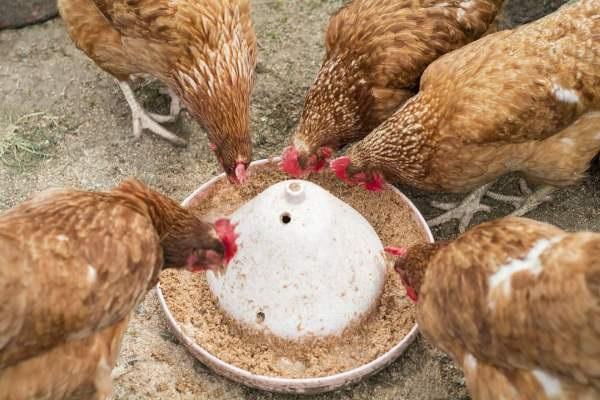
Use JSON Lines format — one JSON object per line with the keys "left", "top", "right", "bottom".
{"left": 156, "top": 157, "right": 433, "bottom": 394}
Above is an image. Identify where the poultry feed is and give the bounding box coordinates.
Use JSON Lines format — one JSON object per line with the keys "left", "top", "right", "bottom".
{"left": 158, "top": 160, "right": 432, "bottom": 391}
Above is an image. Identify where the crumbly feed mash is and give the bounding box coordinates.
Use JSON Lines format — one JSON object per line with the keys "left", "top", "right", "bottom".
{"left": 160, "top": 162, "right": 428, "bottom": 378}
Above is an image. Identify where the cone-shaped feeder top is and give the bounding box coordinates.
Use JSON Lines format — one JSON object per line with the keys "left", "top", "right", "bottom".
{"left": 206, "top": 179, "right": 387, "bottom": 340}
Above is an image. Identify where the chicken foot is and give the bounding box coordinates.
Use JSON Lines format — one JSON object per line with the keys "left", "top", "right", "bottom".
{"left": 427, "top": 182, "right": 495, "bottom": 233}
{"left": 117, "top": 81, "right": 186, "bottom": 146}
{"left": 486, "top": 179, "right": 556, "bottom": 217}
{"left": 158, "top": 86, "right": 184, "bottom": 117}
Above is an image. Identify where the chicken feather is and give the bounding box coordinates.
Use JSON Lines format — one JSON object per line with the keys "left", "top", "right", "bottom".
{"left": 394, "top": 217, "right": 600, "bottom": 399}
{"left": 0, "top": 178, "right": 232, "bottom": 398}
{"left": 282, "top": 0, "right": 503, "bottom": 176}
{"left": 58, "top": 0, "right": 257, "bottom": 182}
{"left": 335, "top": 0, "right": 600, "bottom": 230}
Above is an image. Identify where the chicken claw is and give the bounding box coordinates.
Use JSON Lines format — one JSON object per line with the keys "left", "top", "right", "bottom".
{"left": 487, "top": 179, "right": 555, "bottom": 217}
{"left": 427, "top": 182, "right": 495, "bottom": 233}
{"left": 485, "top": 178, "right": 532, "bottom": 209}
{"left": 118, "top": 81, "right": 187, "bottom": 146}
{"left": 158, "top": 86, "right": 185, "bottom": 118}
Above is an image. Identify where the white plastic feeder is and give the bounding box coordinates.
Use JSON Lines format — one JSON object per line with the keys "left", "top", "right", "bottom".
{"left": 206, "top": 180, "right": 387, "bottom": 340}
{"left": 157, "top": 158, "right": 433, "bottom": 394}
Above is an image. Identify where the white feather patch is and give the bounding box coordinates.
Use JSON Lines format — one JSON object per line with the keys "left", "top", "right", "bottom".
{"left": 552, "top": 84, "right": 579, "bottom": 104}
{"left": 87, "top": 265, "right": 97, "bottom": 284}
{"left": 532, "top": 369, "right": 562, "bottom": 397}
{"left": 488, "top": 238, "right": 560, "bottom": 308}
{"left": 464, "top": 353, "right": 478, "bottom": 371}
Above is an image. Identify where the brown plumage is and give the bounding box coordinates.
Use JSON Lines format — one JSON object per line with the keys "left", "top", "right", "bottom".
{"left": 0, "top": 178, "right": 233, "bottom": 399}
{"left": 280, "top": 0, "right": 503, "bottom": 177}
{"left": 332, "top": 0, "right": 600, "bottom": 231}
{"left": 58, "top": 0, "right": 257, "bottom": 183}
{"left": 394, "top": 217, "right": 600, "bottom": 400}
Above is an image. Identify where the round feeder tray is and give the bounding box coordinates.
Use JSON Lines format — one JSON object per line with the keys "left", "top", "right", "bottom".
{"left": 156, "top": 158, "right": 433, "bottom": 394}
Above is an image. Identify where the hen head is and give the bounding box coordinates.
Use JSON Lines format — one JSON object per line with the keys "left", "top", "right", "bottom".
{"left": 330, "top": 156, "right": 385, "bottom": 191}
{"left": 387, "top": 242, "right": 448, "bottom": 303}
{"left": 279, "top": 145, "right": 333, "bottom": 178}
{"left": 164, "top": 216, "right": 239, "bottom": 275}
{"left": 173, "top": 33, "right": 256, "bottom": 186}
{"left": 209, "top": 141, "right": 251, "bottom": 185}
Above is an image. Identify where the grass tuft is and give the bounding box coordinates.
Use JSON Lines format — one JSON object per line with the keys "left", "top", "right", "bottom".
{"left": 0, "top": 112, "right": 67, "bottom": 172}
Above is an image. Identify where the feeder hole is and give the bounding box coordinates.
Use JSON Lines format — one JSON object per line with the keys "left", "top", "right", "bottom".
{"left": 280, "top": 212, "right": 291, "bottom": 224}
{"left": 256, "top": 311, "right": 265, "bottom": 323}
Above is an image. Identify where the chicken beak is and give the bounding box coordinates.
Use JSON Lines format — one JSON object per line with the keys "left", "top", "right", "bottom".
{"left": 211, "top": 263, "right": 227, "bottom": 278}
{"left": 187, "top": 249, "right": 225, "bottom": 273}
{"left": 235, "top": 162, "right": 248, "bottom": 184}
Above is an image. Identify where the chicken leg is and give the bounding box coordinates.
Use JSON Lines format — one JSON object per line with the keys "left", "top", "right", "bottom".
{"left": 426, "top": 182, "right": 495, "bottom": 233}
{"left": 117, "top": 81, "right": 186, "bottom": 146}
{"left": 158, "top": 86, "right": 184, "bottom": 117}
{"left": 486, "top": 179, "right": 556, "bottom": 217}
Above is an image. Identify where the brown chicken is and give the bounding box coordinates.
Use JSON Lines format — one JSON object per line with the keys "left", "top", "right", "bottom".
{"left": 0, "top": 178, "right": 237, "bottom": 399}
{"left": 390, "top": 217, "right": 600, "bottom": 400}
{"left": 279, "top": 0, "right": 503, "bottom": 177}
{"left": 58, "top": 0, "right": 257, "bottom": 183}
{"left": 331, "top": 0, "right": 600, "bottom": 232}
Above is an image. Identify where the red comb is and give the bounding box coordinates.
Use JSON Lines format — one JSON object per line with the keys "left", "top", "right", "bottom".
{"left": 384, "top": 246, "right": 407, "bottom": 256}
{"left": 279, "top": 146, "right": 305, "bottom": 178}
{"left": 330, "top": 156, "right": 352, "bottom": 182}
{"left": 214, "top": 219, "right": 238, "bottom": 264}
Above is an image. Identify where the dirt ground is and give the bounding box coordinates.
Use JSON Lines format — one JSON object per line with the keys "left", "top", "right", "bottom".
{"left": 1, "top": 0, "right": 598, "bottom": 399}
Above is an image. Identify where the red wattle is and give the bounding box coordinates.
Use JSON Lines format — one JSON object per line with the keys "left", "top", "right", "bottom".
{"left": 384, "top": 246, "right": 407, "bottom": 256}
{"left": 279, "top": 146, "right": 305, "bottom": 178}
{"left": 330, "top": 156, "right": 352, "bottom": 182}
{"left": 406, "top": 286, "right": 418, "bottom": 303}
